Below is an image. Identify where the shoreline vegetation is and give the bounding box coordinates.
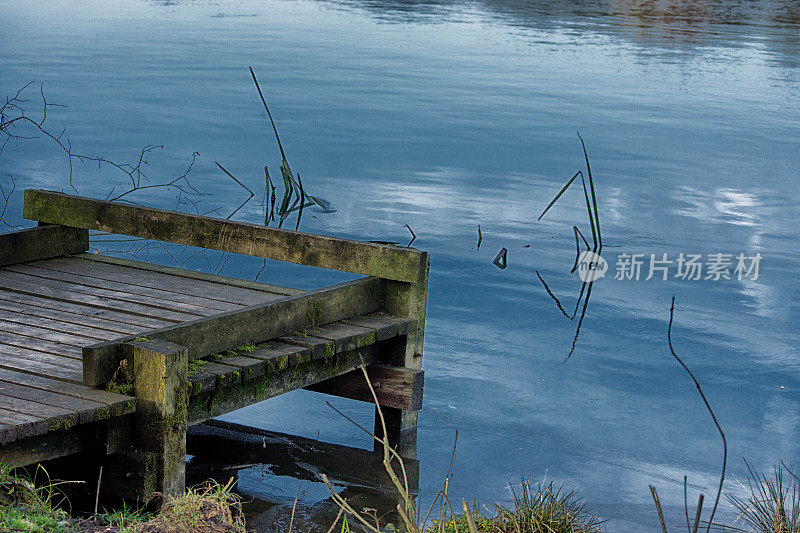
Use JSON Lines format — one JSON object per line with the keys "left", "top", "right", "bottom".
{"left": 2, "top": 459, "right": 799, "bottom": 532}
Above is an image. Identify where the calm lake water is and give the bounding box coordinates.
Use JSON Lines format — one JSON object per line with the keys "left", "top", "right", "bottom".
{"left": 2, "top": 0, "right": 799, "bottom": 530}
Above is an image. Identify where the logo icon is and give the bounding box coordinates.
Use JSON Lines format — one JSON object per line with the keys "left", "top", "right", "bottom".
{"left": 575, "top": 251, "right": 607, "bottom": 282}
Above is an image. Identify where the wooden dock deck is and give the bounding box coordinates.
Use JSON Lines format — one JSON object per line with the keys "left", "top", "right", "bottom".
{"left": 0, "top": 190, "right": 429, "bottom": 501}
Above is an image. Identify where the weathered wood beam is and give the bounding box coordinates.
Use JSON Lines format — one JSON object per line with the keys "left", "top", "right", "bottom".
{"left": 187, "top": 344, "right": 378, "bottom": 424}
{"left": 0, "top": 416, "right": 132, "bottom": 468}
{"left": 23, "top": 189, "right": 427, "bottom": 282}
{"left": 82, "top": 276, "right": 383, "bottom": 387}
{"left": 305, "top": 363, "right": 423, "bottom": 411}
{"left": 0, "top": 224, "right": 88, "bottom": 267}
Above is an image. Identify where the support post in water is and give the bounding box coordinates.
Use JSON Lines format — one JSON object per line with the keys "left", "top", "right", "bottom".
{"left": 378, "top": 252, "right": 430, "bottom": 459}
{"left": 125, "top": 339, "right": 188, "bottom": 501}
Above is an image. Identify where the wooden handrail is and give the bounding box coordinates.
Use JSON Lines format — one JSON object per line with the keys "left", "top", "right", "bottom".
{"left": 0, "top": 224, "right": 87, "bottom": 267}
{"left": 23, "top": 190, "right": 426, "bottom": 282}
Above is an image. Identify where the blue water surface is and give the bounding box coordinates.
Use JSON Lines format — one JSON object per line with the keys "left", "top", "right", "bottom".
{"left": 1, "top": 1, "right": 799, "bottom": 530}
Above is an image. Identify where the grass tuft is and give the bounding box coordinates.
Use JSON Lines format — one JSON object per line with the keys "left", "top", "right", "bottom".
{"left": 96, "top": 501, "right": 150, "bottom": 531}
{"left": 434, "top": 478, "right": 603, "bottom": 533}
{"left": 137, "top": 479, "right": 244, "bottom": 533}
{"left": 727, "top": 462, "right": 800, "bottom": 533}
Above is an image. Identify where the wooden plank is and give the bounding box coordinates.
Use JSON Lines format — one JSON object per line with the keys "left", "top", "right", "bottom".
{"left": 0, "top": 367, "right": 134, "bottom": 414}
{"left": 0, "top": 345, "right": 83, "bottom": 383}
{"left": 0, "top": 308, "right": 122, "bottom": 341}
{"left": 0, "top": 276, "right": 199, "bottom": 323}
{"left": 191, "top": 361, "right": 241, "bottom": 389}
{"left": 73, "top": 254, "right": 303, "bottom": 298}
{"left": 83, "top": 276, "right": 383, "bottom": 387}
{"left": 0, "top": 269, "right": 212, "bottom": 318}
{"left": 0, "top": 410, "right": 47, "bottom": 443}
{"left": 209, "top": 356, "right": 265, "bottom": 382}
{"left": 0, "top": 291, "right": 171, "bottom": 330}
{"left": 6, "top": 263, "right": 243, "bottom": 313}
{"left": 246, "top": 341, "right": 309, "bottom": 370}
{"left": 343, "top": 314, "right": 416, "bottom": 342}
{"left": 279, "top": 333, "right": 335, "bottom": 360}
{"left": 0, "top": 299, "right": 138, "bottom": 335}
{"left": 24, "top": 190, "right": 427, "bottom": 282}
{"left": 188, "top": 371, "right": 216, "bottom": 395}
{"left": 0, "top": 381, "right": 112, "bottom": 424}
{"left": 188, "top": 344, "right": 378, "bottom": 424}
{"left": 0, "top": 331, "right": 82, "bottom": 358}
{"left": 0, "top": 320, "right": 96, "bottom": 348}
{"left": 0, "top": 224, "right": 88, "bottom": 267}
{"left": 306, "top": 364, "right": 424, "bottom": 411}
{"left": 0, "top": 354, "right": 82, "bottom": 384}
{"left": 308, "top": 322, "right": 376, "bottom": 352}
{"left": 0, "top": 394, "right": 78, "bottom": 431}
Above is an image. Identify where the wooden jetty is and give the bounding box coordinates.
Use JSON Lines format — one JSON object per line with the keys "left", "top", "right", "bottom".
{"left": 0, "top": 189, "right": 428, "bottom": 501}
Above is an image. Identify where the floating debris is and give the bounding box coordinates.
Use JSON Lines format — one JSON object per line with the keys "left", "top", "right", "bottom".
{"left": 477, "top": 224, "right": 483, "bottom": 251}
{"left": 493, "top": 247, "right": 507, "bottom": 269}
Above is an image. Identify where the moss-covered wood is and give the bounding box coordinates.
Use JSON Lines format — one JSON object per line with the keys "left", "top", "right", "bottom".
{"left": 82, "top": 276, "right": 383, "bottom": 387}
{"left": 0, "top": 367, "right": 135, "bottom": 445}
{"left": 118, "top": 339, "right": 188, "bottom": 501}
{"left": 23, "top": 189, "right": 426, "bottom": 282}
{"left": 0, "top": 224, "right": 88, "bottom": 267}
{"left": 184, "top": 314, "right": 415, "bottom": 398}
{"left": 187, "top": 344, "right": 378, "bottom": 424}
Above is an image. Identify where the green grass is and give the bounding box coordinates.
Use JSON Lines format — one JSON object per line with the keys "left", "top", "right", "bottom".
{"left": 0, "top": 463, "right": 69, "bottom": 532}
{"left": 429, "top": 478, "right": 603, "bottom": 533}
{"left": 430, "top": 507, "right": 495, "bottom": 533}
{"left": 106, "top": 381, "right": 134, "bottom": 395}
{"left": 96, "top": 501, "right": 150, "bottom": 532}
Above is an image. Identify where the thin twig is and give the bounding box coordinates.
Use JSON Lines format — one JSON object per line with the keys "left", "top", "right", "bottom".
{"left": 288, "top": 481, "right": 302, "bottom": 533}
{"left": 94, "top": 466, "right": 103, "bottom": 516}
{"left": 691, "top": 494, "right": 704, "bottom": 533}
{"left": 650, "top": 485, "right": 668, "bottom": 533}
{"left": 668, "top": 296, "right": 726, "bottom": 533}
{"left": 461, "top": 502, "right": 478, "bottom": 533}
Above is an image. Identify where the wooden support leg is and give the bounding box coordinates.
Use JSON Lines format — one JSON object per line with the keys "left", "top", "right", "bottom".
{"left": 106, "top": 339, "right": 188, "bottom": 502}
{"left": 379, "top": 252, "right": 429, "bottom": 460}
{"left": 375, "top": 407, "right": 418, "bottom": 460}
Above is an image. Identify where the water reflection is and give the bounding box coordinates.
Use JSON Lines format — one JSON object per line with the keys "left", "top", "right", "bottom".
{"left": 187, "top": 420, "right": 419, "bottom": 532}
{"left": 672, "top": 186, "right": 761, "bottom": 227}
{"left": 326, "top": 0, "right": 800, "bottom": 65}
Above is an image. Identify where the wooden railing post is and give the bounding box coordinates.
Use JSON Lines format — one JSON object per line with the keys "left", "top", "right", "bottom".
{"left": 118, "top": 339, "right": 188, "bottom": 501}
{"left": 377, "top": 252, "right": 430, "bottom": 459}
